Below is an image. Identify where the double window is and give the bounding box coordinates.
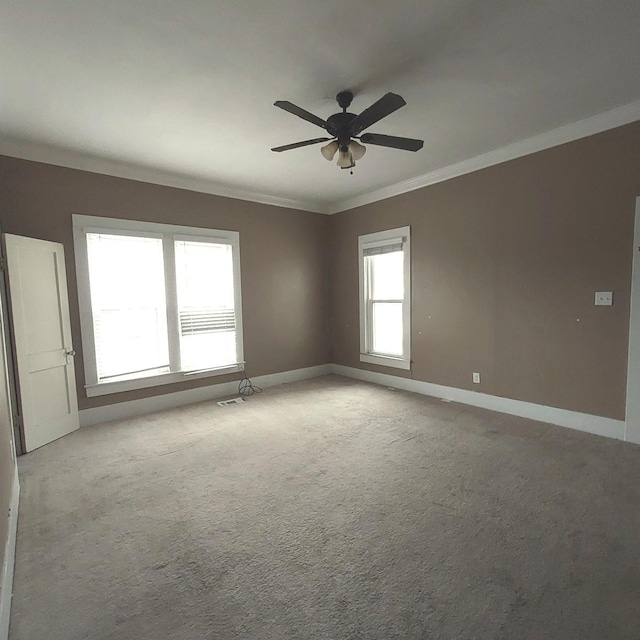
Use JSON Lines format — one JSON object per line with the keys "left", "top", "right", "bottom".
{"left": 73, "top": 215, "right": 243, "bottom": 396}
{"left": 359, "top": 226, "right": 411, "bottom": 370}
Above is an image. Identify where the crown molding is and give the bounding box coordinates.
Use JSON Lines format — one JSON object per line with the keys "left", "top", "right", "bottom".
{"left": 326, "top": 99, "right": 640, "bottom": 214}
{"left": 2, "top": 99, "right": 640, "bottom": 217}
{"left": 0, "top": 136, "right": 327, "bottom": 215}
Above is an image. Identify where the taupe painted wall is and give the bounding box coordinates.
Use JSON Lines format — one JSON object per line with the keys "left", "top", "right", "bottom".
{"left": 0, "top": 156, "right": 332, "bottom": 411}
{"left": 330, "top": 122, "right": 640, "bottom": 420}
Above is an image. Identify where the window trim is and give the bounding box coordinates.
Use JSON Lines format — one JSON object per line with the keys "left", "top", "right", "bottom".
{"left": 73, "top": 214, "right": 244, "bottom": 397}
{"left": 358, "top": 226, "right": 411, "bottom": 370}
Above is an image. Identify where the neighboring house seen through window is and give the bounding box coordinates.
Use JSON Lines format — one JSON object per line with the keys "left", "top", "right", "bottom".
{"left": 73, "top": 215, "right": 243, "bottom": 396}
{"left": 359, "top": 226, "right": 411, "bottom": 370}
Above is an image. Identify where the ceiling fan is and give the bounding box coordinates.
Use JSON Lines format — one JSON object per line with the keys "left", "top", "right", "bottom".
{"left": 271, "top": 90, "right": 424, "bottom": 171}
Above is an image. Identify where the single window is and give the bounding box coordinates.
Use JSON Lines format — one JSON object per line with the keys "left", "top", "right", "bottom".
{"left": 74, "top": 215, "right": 244, "bottom": 396}
{"left": 359, "top": 226, "right": 410, "bottom": 370}
{"left": 174, "top": 238, "right": 237, "bottom": 373}
{"left": 86, "top": 233, "right": 170, "bottom": 382}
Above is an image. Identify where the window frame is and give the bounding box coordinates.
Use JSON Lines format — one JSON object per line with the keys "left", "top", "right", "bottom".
{"left": 73, "top": 214, "right": 244, "bottom": 397}
{"left": 358, "top": 226, "right": 411, "bottom": 370}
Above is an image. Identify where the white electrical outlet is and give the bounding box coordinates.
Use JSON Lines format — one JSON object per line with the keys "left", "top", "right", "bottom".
{"left": 472, "top": 372, "right": 481, "bottom": 384}
{"left": 595, "top": 291, "right": 613, "bottom": 306}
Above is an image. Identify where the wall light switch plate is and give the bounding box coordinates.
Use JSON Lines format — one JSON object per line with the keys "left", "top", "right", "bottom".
{"left": 472, "top": 372, "right": 481, "bottom": 384}
{"left": 595, "top": 291, "right": 613, "bottom": 306}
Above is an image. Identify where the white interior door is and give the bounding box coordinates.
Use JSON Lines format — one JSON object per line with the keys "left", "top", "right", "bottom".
{"left": 626, "top": 197, "right": 640, "bottom": 444}
{"left": 4, "top": 234, "right": 79, "bottom": 452}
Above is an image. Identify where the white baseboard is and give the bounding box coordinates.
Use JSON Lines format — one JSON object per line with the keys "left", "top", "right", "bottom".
{"left": 78, "top": 361, "right": 627, "bottom": 442}
{"left": 79, "top": 364, "right": 333, "bottom": 427}
{"left": 0, "top": 466, "right": 19, "bottom": 640}
{"left": 331, "top": 364, "right": 626, "bottom": 441}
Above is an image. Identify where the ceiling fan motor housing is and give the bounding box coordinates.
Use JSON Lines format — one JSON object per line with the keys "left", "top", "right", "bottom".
{"left": 327, "top": 112, "right": 357, "bottom": 147}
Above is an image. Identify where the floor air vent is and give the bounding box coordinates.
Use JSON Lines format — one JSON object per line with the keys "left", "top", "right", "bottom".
{"left": 217, "top": 397, "right": 245, "bottom": 407}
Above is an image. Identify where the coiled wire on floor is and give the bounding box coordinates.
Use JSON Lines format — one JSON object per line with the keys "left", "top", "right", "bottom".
{"left": 238, "top": 370, "right": 262, "bottom": 398}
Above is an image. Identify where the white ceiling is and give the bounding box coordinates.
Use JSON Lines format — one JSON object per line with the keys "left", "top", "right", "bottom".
{"left": 2, "top": 0, "right": 640, "bottom": 213}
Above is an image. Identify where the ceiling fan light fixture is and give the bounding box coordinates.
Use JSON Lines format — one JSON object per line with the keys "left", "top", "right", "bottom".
{"left": 320, "top": 140, "right": 339, "bottom": 161}
{"left": 348, "top": 140, "right": 366, "bottom": 161}
{"left": 336, "top": 146, "right": 354, "bottom": 169}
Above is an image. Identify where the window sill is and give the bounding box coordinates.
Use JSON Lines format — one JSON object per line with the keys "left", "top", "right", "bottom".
{"left": 85, "top": 364, "right": 243, "bottom": 397}
{"left": 360, "top": 353, "right": 411, "bottom": 370}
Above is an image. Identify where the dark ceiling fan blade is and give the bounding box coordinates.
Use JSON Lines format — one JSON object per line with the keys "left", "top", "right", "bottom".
{"left": 360, "top": 133, "right": 424, "bottom": 151}
{"left": 348, "top": 93, "right": 407, "bottom": 136}
{"left": 274, "top": 101, "right": 332, "bottom": 131}
{"left": 271, "top": 137, "right": 333, "bottom": 152}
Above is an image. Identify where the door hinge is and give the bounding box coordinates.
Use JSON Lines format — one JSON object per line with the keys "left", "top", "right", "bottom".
{"left": 0, "top": 258, "right": 5, "bottom": 270}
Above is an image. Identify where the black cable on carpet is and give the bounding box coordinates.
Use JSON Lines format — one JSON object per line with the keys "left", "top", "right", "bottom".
{"left": 238, "top": 370, "right": 262, "bottom": 398}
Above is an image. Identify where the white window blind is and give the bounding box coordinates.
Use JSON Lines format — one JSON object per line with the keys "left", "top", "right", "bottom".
{"left": 362, "top": 241, "right": 404, "bottom": 256}
{"left": 86, "top": 233, "right": 170, "bottom": 381}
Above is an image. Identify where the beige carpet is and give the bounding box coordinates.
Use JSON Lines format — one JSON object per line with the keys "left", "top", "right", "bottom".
{"left": 10, "top": 375, "right": 640, "bottom": 639}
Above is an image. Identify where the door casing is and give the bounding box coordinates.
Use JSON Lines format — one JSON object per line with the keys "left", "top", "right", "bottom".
{"left": 625, "top": 197, "right": 640, "bottom": 444}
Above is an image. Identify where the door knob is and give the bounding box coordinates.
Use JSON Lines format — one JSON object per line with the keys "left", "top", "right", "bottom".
{"left": 65, "top": 350, "right": 76, "bottom": 357}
